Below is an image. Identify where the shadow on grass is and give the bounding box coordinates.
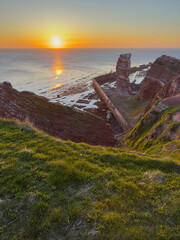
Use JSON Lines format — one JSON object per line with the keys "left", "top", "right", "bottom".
{"left": 99, "top": 153, "right": 180, "bottom": 174}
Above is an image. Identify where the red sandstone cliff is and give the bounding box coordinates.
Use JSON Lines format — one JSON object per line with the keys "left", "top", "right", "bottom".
{"left": 148, "top": 74, "right": 180, "bottom": 107}
{"left": 0, "top": 82, "right": 116, "bottom": 146}
{"left": 139, "top": 55, "right": 180, "bottom": 101}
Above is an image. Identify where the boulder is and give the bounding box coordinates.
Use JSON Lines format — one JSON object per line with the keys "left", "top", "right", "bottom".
{"left": 116, "top": 53, "right": 131, "bottom": 95}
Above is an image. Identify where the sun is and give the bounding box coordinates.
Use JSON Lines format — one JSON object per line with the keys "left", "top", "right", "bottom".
{"left": 52, "top": 36, "right": 62, "bottom": 48}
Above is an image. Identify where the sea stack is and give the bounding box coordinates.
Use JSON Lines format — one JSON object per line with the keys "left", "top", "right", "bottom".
{"left": 116, "top": 53, "right": 131, "bottom": 95}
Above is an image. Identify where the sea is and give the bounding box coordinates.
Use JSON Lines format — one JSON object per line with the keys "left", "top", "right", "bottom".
{"left": 0, "top": 48, "right": 180, "bottom": 108}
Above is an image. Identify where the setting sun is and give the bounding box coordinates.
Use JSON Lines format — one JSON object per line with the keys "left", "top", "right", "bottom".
{"left": 52, "top": 36, "right": 62, "bottom": 48}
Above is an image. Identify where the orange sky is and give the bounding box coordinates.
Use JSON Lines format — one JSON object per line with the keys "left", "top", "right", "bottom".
{"left": 0, "top": 0, "right": 180, "bottom": 48}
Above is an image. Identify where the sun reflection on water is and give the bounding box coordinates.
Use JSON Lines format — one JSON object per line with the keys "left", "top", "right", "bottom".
{"left": 49, "top": 52, "right": 64, "bottom": 89}
{"left": 54, "top": 54, "right": 64, "bottom": 75}
{"left": 55, "top": 69, "right": 63, "bottom": 75}
{"left": 50, "top": 83, "right": 64, "bottom": 89}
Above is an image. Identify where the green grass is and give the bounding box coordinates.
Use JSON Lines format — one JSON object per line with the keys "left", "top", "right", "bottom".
{"left": 122, "top": 105, "right": 180, "bottom": 156}
{"left": 0, "top": 118, "right": 180, "bottom": 239}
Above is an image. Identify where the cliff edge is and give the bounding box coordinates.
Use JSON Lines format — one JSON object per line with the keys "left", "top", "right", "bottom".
{"left": 0, "top": 82, "right": 116, "bottom": 146}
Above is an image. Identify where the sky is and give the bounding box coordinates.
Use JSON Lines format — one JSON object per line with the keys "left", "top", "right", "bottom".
{"left": 0, "top": 0, "right": 180, "bottom": 48}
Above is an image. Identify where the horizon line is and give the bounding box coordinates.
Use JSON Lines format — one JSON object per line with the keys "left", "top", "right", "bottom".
{"left": 1, "top": 47, "right": 180, "bottom": 50}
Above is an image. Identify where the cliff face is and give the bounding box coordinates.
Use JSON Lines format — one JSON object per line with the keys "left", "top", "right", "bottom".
{"left": 139, "top": 55, "right": 180, "bottom": 101}
{"left": 0, "top": 82, "right": 116, "bottom": 146}
{"left": 147, "top": 74, "right": 180, "bottom": 109}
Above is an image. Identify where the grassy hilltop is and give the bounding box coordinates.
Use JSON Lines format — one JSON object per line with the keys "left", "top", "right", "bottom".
{"left": 0, "top": 106, "right": 180, "bottom": 239}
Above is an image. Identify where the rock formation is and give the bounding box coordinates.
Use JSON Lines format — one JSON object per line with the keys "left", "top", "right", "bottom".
{"left": 151, "top": 74, "right": 180, "bottom": 103}
{"left": 122, "top": 95, "right": 180, "bottom": 151}
{"left": 143, "top": 74, "right": 180, "bottom": 113}
{"left": 153, "top": 94, "right": 180, "bottom": 112}
{"left": 116, "top": 53, "right": 132, "bottom": 95}
{"left": 146, "top": 95, "right": 180, "bottom": 142}
{"left": 0, "top": 82, "right": 116, "bottom": 146}
{"left": 139, "top": 55, "right": 180, "bottom": 101}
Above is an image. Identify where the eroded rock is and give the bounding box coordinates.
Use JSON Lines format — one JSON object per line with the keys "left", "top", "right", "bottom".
{"left": 0, "top": 82, "right": 116, "bottom": 146}
{"left": 139, "top": 55, "right": 180, "bottom": 101}
{"left": 152, "top": 94, "right": 180, "bottom": 113}
{"left": 116, "top": 53, "right": 132, "bottom": 95}
{"left": 148, "top": 75, "right": 180, "bottom": 110}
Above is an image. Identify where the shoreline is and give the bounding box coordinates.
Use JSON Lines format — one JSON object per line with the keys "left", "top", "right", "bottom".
{"left": 49, "top": 63, "right": 151, "bottom": 135}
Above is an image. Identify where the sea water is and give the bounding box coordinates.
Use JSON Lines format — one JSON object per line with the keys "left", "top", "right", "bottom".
{"left": 0, "top": 48, "right": 180, "bottom": 107}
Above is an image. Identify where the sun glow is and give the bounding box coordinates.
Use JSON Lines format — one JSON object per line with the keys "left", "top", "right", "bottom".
{"left": 52, "top": 36, "right": 62, "bottom": 48}
{"left": 56, "top": 69, "right": 63, "bottom": 75}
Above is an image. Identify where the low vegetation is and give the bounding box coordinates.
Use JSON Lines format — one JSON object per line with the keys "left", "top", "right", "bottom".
{"left": 122, "top": 105, "right": 180, "bottom": 157}
{"left": 0, "top": 115, "right": 180, "bottom": 239}
{"left": 109, "top": 94, "right": 150, "bottom": 125}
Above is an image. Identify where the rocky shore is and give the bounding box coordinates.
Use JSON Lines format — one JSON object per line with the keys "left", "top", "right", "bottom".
{"left": 92, "top": 54, "right": 180, "bottom": 140}
{"left": 0, "top": 54, "right": 179, "bottom": 146}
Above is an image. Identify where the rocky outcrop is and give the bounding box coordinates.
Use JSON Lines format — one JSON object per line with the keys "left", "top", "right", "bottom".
{"left": 150, "top": 74, "right": 180, "bottom": 105}
{"left": 163, "top": 74, "right": 180, "bottom": 97}
{"left": 139, "top": 55, "right": 180, "bottom": 101}
{"left": 140, "top": 78, "right": 164, "bottom": 101}
{"left": 142, "top": 95, "right": 180, "bottom": 132}
{"left": 121, "top": 96, "right": 180, "bottom": 151}
{"left": 143, "top": 74, "right": 180, "bottom": 113}
{"left": 116, "top": 53, "right": 132, "bottom": 95}
{"left": 93, "top": 62, "right": 151, "bottom": 87}
{"left": 145, "top": 97, "right": 180, "bottom": 142}
{"left": 153, "top": 94, "right": 180, "bottom": 112}
{"left": 0, "top": 82, "right": 116, "bottom": 146}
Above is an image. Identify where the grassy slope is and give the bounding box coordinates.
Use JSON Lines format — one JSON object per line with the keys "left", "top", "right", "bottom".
{"left": 0, "top": 118, "right": 180, "bottom": 240}
{"left": 122, "top": 105, "right": 180, "bottom": 158}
